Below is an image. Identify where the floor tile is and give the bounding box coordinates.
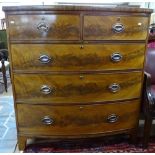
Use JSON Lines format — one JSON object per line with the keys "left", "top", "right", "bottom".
{"left": 0, "top": 116, "right": 7, "bottom": 126}
{"left": 5, "top": 116, "right": 16, "bottom": 128}
{"left": 0, "top": 93, "right": 17, "bottom": 153}
{"left": 3, "top": 128, "right": 17, "bottom": 140}
{"left": 0, "top": 103, "right": 13, "bottom": 116}
{"left": 0, "top": 148, "right": 14, "bottom": 153}
{"left": 0, "top": 126, "right": 7, "bottom": 139}
{"left": 0, "top": 139, "right": 17, "bottom": 153}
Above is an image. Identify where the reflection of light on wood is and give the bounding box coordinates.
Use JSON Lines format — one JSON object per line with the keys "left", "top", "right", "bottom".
{"left": 150, "top": 13, "right": 155, "bottom": 24}
{"left": 138, "top": 22, "right": 142, "bottom": 26}
{"left": 21, "top": 16, "right": 29, "bottom": 23}
{"left": 10, "top": 20, "right": 15, "bottom": 24}
{"left": 48, "top": 15, "right": 57, "bottom": 25}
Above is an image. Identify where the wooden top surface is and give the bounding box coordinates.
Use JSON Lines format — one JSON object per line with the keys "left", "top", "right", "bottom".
{"left": 2, "top": 4, "right": 153, "bottom": 13}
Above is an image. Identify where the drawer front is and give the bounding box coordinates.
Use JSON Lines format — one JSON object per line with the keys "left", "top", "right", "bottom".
{"left": 8, "top": 14, "right": 80, "bottom": 40}
{"left": 11, "top": 44, "right": 145, "bottom": 71}
{"left": 14, "top": 72, "right": 142, "bottom": 103}
{"left": 17, "top": 100, "right": 140, "bottom": 136}
{"left": 84, "top": 15, "right": 149, "bottom": 40}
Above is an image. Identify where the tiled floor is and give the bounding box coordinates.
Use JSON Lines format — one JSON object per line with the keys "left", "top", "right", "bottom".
{"left": 0, "top": 77, "right": 18, "bottom": 153}
{"left": 0, "top": 85, "right": 12, "bottom": 97}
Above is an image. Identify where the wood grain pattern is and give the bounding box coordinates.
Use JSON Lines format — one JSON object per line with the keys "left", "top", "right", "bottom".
{"left": 17, "top": 100, "right": 140, "bottom": 136}
{"left": 2, "top": 5, "right": 153, "bottom": 14}
{"left": 18, "top": 136, "right": 27, "bottom": 151}
{"left": 8, "top": 14, "right": 80, "bottom": 40}
{"left": 11, "top": 44, "right": 145, "bottom": 71}
{"left": 13, "top": 72, "right": 142, "bottom": 103}
{"left": 84, "top": 15, "right": 149, "bottom": 40}
{"left": 3, "top": 5, "right": 152, "bottom": 150}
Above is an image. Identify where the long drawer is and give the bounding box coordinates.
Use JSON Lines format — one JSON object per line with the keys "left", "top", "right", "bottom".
{"left": 8, "top": 14, "right": 80, "bottom": 40}
{"left": 17, "top": 100, "right": 140, "bottom": 136}
{"left": 11, "top": 44, "right": 145, "bottom": 71}
{"left": 84, "top": 15, "right": 149, "bottom": 40}
{"left": 14, "top": 72, "right": 142, "bottom": 103}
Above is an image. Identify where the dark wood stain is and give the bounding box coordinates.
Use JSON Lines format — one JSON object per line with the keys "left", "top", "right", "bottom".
{"left": 3, "top": 4, "right": 152, "bottom": 150}
{"left": 83, "top": 16, "right": 149, "bottom": 40}
{"left": 17, "top": 100, "right": 140, "bottom": 135}
{"left": 8, "top": 14, "right": 80, "bottom": 40}
{"left": 2, "top": 5, "right": 153, "bottom": 13}
{"left": 13, "top": 72, "right": 142, "bottom": 103}
{"left": 11, "top": 44, "right": 145, "bottom": 71}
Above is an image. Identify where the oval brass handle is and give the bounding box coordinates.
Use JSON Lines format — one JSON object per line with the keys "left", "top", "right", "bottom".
{"left": 37, "top": 22, "right": 49, "bottom": 33}
{"left": 42, "top": 116, "right": 54, "bottom": 125}
{"left": 107, "top": 114, "right": 118, "bottom": 123}
{"left": 112, "top": 23, "right": 124, "bottom": 33}
{"left": 111, "top": 53, "right": 122, "bottom": 62}
{"left": 38, "top": 55, "right": 51, "bottom": 64}
{"left": 109, "top": 83, "right": 120, "bottom": 93}
{"left": 40, "top": 85, "right": 52, "bottom": 95}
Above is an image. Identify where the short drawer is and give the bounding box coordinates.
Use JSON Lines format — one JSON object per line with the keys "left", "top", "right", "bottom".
{"left": 11, "top": 44, "right": 145, "bottom": 71}
{"left": 14, "top": 72, "right": 142, "bottom": 103}
{"left": 8, "top": 14, "right": 80, "bottom": 40}
{"left": 84, "top": 15, "right": 149, "bottom": 40}
{"left": 17, "top": 100, "right": 140, "bottom": 136}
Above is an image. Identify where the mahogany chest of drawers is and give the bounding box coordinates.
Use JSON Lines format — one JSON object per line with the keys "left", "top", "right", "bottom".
{"left": 3, "top": 5, "right": 152, "bottom": 150}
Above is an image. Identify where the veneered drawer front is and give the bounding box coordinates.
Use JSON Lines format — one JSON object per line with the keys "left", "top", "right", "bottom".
{"left": 11, "top": 44, "right": 145, "bottom": 71}
{"left": 17, "top": 100, "right": 140, "bottom": 136}
{"left": 14, "top": 72, "right": 142, "bottom": 103}
{"left": 84, "top": 15, "right": 149, "bottom": 40}
{"left": 8, "top": 14, "right": 80, "bottom": 40}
